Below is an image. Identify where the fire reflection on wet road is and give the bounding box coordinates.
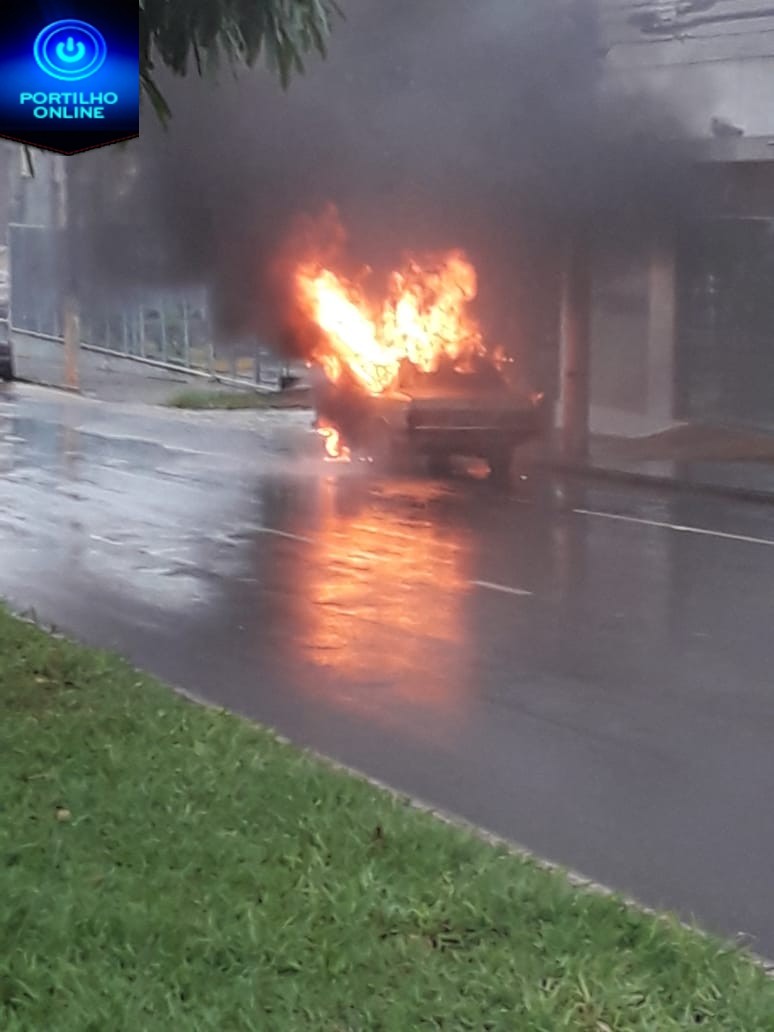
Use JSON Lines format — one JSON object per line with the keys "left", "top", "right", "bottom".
{"left": 5, "top": 384, "right": 774, "bottom": 954}
{"left": 289, "top": 478, "right": 475, "bottom": 739}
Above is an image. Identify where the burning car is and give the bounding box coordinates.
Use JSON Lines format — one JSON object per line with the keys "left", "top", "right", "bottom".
{"left": 295, "top": 246, "right": 547, "bottom": 477}
{"left": 311, "top": 356, "right": 545, "bottom": 477}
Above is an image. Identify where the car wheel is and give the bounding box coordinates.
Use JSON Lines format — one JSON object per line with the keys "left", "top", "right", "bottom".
{"left": 427, "top": 452, "right": 453, "bottom": 477}
{"left": 0, "top": 358, "right": 14, "bottom": 382}
{"left": 366, "top": 420, "right": 398, "bottom": 473}
{"left": 487, "top": 446, "right": 513, "bottom": 483}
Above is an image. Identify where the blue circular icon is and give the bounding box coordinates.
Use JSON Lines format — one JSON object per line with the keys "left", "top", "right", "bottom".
{"left": 33, "top": 20, "right": 107, "bottom": 81}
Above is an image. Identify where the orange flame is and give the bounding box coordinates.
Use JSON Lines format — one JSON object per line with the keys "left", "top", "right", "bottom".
{"left": 296, "top": 250, "right": 484, "bottom": 397}
{"left": 316, "top": 421, "right": 352, "bottom": 462}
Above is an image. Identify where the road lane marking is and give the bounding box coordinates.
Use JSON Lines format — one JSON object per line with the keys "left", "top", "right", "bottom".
{"left": 471, "top": 580, "right": 533, "bottom": 597}
{"left": 254, "top": 527, "right": 314, "bottom": 545}
{"left": 574, "top": 509, "right": 774, "bottom": 548}
{"left": 89, "top": 534, "right": 126, "bottom": 547}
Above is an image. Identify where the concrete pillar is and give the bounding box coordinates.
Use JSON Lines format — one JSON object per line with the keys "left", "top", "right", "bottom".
{"left": 138, "top": 304, "right": 146, "bottom": 359}
{"left": 558, "top": 233, "right": 592, "bottom": 461}
{"left": 63, "top": 297, "right": 80, "bottom": 390}
{"left": 159, "top": 298, "right": 168, "bottom": 363}
{"left": 182, "top": 300, "right": 191, "bottom": 367}
{"left": 646, "top": 233, "right": 677, "bottom": 427}
{"left": 55, "top": 156, "right": 79, "bottom": 391}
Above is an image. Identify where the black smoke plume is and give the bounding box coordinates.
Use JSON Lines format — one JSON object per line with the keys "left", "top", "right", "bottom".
{"left": 72, "top": 0, "right": 696, "bottom": 377}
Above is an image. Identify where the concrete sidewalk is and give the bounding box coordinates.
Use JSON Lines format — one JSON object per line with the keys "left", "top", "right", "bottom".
{"left": 548, "top": 423, "right": 774, "bottom": 503}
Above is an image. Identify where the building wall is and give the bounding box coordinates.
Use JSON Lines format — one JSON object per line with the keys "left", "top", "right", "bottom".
{"left": 0, "top": 143, "right": 13, "bottom": 243}
{"left": 8, "top": 149, "right": 58, "bottom": 227}
{"left": 591, "top": 160, "right": 774, "bottom": 435}
{"left": 591, "top": 252, "right": 650, "bottom": 420}
{"left": 601, "top": 0, "right": 774, "bottom": 137}
{"left": 588, "top": 1, "right": 774, "bottom": 435}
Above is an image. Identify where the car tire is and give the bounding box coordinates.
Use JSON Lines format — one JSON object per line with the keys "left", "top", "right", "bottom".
{"left": 366, "top": 420, "right": 398, "bottom": 473}
{"left": 427, "top": 452, "right": 453, "bottom": 477}
{"left": 0, "top": 358, "right": 14, "bottom": 383}
{"left": 487, "top": 446, "right": 513, "bottom": 484}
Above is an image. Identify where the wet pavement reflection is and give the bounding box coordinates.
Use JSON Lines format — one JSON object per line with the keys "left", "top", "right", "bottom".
{"left": 295, "top": 479, "right": 473, "bottom": 734}
{"left": 5, "top": 384, "right": 774, "bottom": 952}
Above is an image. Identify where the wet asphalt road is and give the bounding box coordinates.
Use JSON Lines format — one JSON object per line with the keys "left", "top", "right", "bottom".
{"left": 3, "top": 383, "right": 774, "bottom": 953}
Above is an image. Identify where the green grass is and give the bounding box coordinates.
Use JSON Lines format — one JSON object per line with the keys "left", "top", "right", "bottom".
{"left": 1, "top": 608, "right": 773, "bottom": 1031}
{"left": 166, "top": 388, "right": 310, "bottom": 410}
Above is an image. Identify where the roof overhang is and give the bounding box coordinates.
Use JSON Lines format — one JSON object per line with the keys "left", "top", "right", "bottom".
{"left": 693, "top": 136, "right": 774, "bottom": 165}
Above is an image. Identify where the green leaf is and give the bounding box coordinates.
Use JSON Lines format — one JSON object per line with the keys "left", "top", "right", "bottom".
{"left": 138, "top": 0, "right": 341, "bottom": 120}
{"left": 140, "top": 70, "right": 172, "bottom": 126}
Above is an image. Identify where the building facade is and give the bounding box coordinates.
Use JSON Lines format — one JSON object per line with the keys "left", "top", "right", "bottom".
{"left": 590, "top": 1, "right": 774, "bottom": 434}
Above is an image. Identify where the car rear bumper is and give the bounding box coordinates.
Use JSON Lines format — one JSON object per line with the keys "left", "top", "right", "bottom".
{"left": 407, "top": 426, "right": 538, "bottom": 455}
{"left": 407, "top": 403, "right": 546, "bottom": 455}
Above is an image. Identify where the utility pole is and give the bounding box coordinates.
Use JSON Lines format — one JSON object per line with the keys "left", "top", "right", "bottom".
{"left": 53, "top": 154, "right": 79, "bottom": 391}
{"left": 558, "top": 231, "right": 592, "bottom": 462}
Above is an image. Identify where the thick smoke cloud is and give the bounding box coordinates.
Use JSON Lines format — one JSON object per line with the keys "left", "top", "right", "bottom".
{"left": 74, "top": 0, "right": 695, "bottom": 370}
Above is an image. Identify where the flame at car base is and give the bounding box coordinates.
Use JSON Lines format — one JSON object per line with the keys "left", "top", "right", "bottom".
{"left": 316, "top": 420, "right": 352, "bottom": 462}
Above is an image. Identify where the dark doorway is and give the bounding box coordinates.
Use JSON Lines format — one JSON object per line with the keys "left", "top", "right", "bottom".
{"left": 677, "top": 217, "right": 774, "bottom": 429}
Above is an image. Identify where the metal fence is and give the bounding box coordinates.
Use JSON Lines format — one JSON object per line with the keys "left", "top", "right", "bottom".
{"left": 79, "top": 290, "right": 215, "bottom": 370}
{"left": 7, "top": 222, "right": 287, "bottom": 384}
{"left": 8, "top": 224, "right": 60, "bottom": 338}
